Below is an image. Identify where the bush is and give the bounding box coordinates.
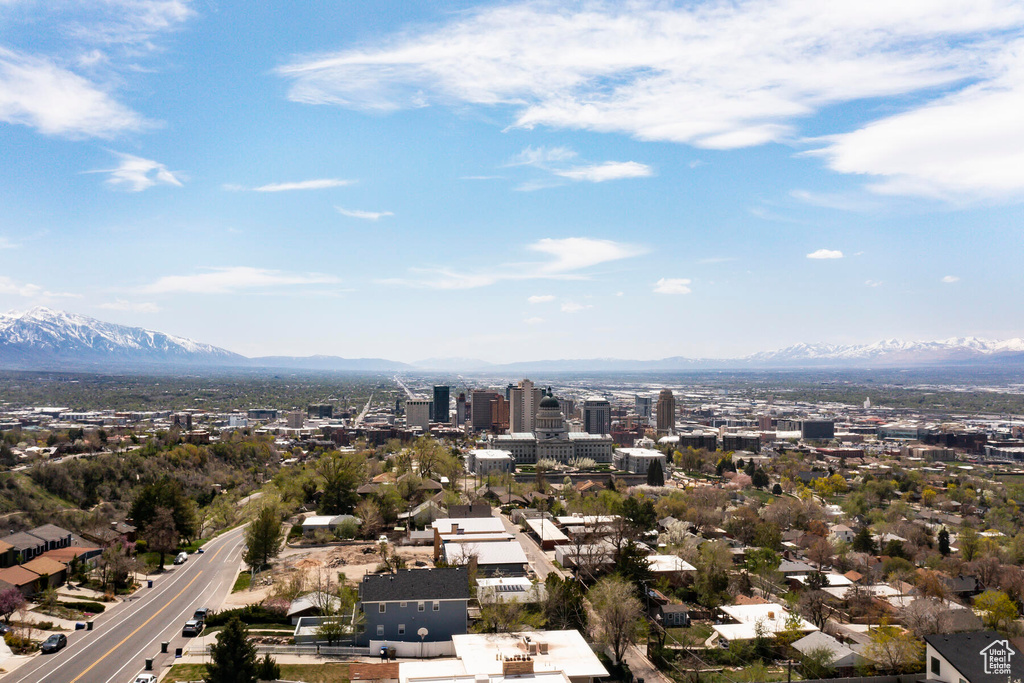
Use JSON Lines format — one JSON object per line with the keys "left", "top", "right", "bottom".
{"left": 60, "top": 601, "right": 105, "bottom": 614}
{"left": 134, "top": 539, "right": 149, "bottom": 553}
{"left": 4, "top": 631, "right": 35, "bottom": 654}
{"left": 205, "top": 603, "right": 290, "bottom": 627}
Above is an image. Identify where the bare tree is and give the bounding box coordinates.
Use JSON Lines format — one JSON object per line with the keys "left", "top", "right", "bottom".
{"left": 589, "top": 575, "right": 647, "bottom": 665}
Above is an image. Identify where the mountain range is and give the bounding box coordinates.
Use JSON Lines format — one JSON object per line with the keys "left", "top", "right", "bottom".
{"left": 3, "top": 307, "right": 1024, "bottom": 373}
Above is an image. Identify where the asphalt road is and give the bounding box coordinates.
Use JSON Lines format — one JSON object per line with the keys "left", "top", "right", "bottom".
{"left": 7, "top": 525, "right": 247, "bottom": 683}
{"left": 497, "top": 512, "right": 563, "bottom": 580}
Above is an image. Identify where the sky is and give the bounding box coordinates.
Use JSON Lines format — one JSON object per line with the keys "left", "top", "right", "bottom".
{"left": 2, "top": 0, "right": 1024, "bottom": 363}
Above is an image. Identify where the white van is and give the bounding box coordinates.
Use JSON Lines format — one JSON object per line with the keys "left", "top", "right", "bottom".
{"left": 173, "top": 552, "right": 188, "bottom": 565}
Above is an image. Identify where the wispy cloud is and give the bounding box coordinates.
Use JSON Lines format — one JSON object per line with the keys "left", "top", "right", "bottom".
{"left": 99, "top": 299, "right": 160, "bottom": 313}
{"left": 524, "top": 316, "right": 544, "bottom": 325}
{"left": 942, "top": 275, "right": 961, "bottom": 283}
{"left": 142, "top": 267, "right": 341, "bottom": 294}
{"left": 528, "top": 294, "right": 555, "bottom": 304}
{"left": 88, "top": 152, "right": 182, "bottom": 191}
{"left": 653, "top": 278, "right": 692, "bottom": 294}
{"left": 807, "top": 249, "right": 844, "bottom": 260}
{"left": 697, "top": 256, "right": 735, "bottom": 265}
{"left": 554, "top": 161, "right": 653, "bottom": 183}
{"left": 336, "top": 206, "right": 393, "bottom": 220}
{"left": 865, "top": 279, "right": 883, "bottom": 287}
{"left": 0, "top": 237, "right": 17, "bottom": 249}
{"left": 277, "top": 0, "right": 1023, "bottom": 159}
{"left": 0, "top": 46, "right": 148, "bottom": 138}
{"left": 790, "top": 189, "right": 881, "bottom": 212}
{"left": 560, "top": 301, "right": 592, "bottom": 313}
{"left": 225, "top": 178, "right": 354, "bottom": 192}
{"left": 507, "top": 146, "right": 577, "bottom": 167}
{"left": 381, "top": 237, "right": 646, "bottom": 289}
{"left": 0, "top": 276, "right": 80, "bottom": 299}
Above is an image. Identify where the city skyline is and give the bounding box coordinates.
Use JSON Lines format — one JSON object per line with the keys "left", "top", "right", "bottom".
{"left": 3, "top": 2, "right": 1024, "bottom": 362}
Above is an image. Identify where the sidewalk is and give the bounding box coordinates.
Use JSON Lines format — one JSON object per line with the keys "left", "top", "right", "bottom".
{"left": 623, "top": 644, "right": 673, "bottom": 683}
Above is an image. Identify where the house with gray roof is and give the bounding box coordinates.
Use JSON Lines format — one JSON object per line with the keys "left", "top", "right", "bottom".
{"left": 925, "top": 631, "right": 1023, "bottom": 683}
{"left": 358, "top": 568, "right": 470, "bottom": 646}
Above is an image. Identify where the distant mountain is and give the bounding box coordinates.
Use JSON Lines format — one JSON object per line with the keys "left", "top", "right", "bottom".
{"left": 3, "top": 308, "right": 1024, "bottom": 373}
{"left": 250, "top": 355, "right": 412, "bottom": 372}
{"left": 411, "top": 357, "right": 494, "bottom": 371}
{"left": 0, "top": 307, "right": 245, "bottom": 370}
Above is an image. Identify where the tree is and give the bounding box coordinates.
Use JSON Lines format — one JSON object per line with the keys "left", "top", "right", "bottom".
{"left": 958, "top": 528, "right": 981, "bottom": 562}
{"left": 589, "top": 575, "right": 647, "bottom": 664}
{"left": 255, "top": 653, "right": 281, "bottom": 682}
{"left": 144, "top": 506, "right": 179, "bottom": 569}
{"left": 543, "top": 575, "right": 588, "bottom": 632}
{"left": 205, "top": 616, "right": 259, "bottom": 683}
{"left": 131, "top": 478, "right": 198, "bottom": 543}
{"left": 355, "top": 499, "right": 384, "bottom": 539}
{"left": 852, "top": 527, "right": 876, "bottom": 554}
{"left": 646, "top": 460, "right": 664, "bottom": 487}
{"left": 864, "top": 624, "right": 924, "bottom": 674}
{"left": 772, "top": 483, "right": 783, "bottom": 495}
{"left": 752, "top": 469, "right": 770, "bottom": 489}
{"left": 315, "top": 452, "right": 364, "bottom": 515}
{"left": 808, "top": 537, "right": 835, "bottom": 569}
{"left": 937, "top": 528, "right": 950, "bottom": 556}
{"left": 974, "top": 590, "right": 1019, "bottom": 632}
{"left": 745, "top": 548, "right": 781, "bottom": 596}
{"left": 802, "top": 645, "right": 837, "bottom": 679}
{"left": 0, "top": 586, "right": 25, "bottom": 623}
{"left": 479, "top": 599, "right": 529, "bottom": 633}
{"left": 99, "top": 540, "right": 137, "bottom": 592}
{"left": 243, "top": 504, "right": 283, "bottom": 571}
{"left": 799, "top": 587, "right": 834, "bottom": 630}
{"left": 694, "top": 541, "right": 732, "bottom": 609}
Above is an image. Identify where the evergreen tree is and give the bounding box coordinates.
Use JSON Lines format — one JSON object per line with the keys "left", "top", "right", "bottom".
{"left": 852, "top": 527, "right": 876, "bottom": 554}
{"left": 244, "top": 505, "right": 283, "bottom": 571}
{"left": 255, "top": 653, "right": 281, "bottom": 681}
{"left": 772, "top": 483, "right": 783, "bottom": 495}
{"left": 752, "top": 469, "right": 770, "bottom": 489}
{"left": 646, "top": 459, "right": 664, "bottom": 487}
{"left": 205, "top": 616, "right": 258, "bottom": 683}
{"left": 938, "top": 528, "right": 950, "bottom": 556}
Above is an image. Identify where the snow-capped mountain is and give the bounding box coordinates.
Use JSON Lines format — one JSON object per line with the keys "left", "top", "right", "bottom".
{"left": 0, "top": 307, "right": 244, "bottom": 369}
{"left": 744, "top": 337, "right": 1024, "bottom": 366}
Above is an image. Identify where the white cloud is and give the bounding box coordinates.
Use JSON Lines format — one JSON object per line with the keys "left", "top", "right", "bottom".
{"left": 227, "top": 178, "right": 354, "bottom": 192}
{"left": 381, "top": 236, "right": 646, "bottom": 289}
{"left": 0, "top": 237, "right": 17, "bottom": 249}
{"left": 336, "top": 207, "right": 393, "bottom": 220}
{"left": 528, "top": 294, "right": 555, "bottom": 304}
{"left": 508, "top": 145, "right": 577, "bottom": 167}
{"left": 790, "top": 189, "right": 881, "bottom": 212}
{"left": 0, "top": 276, "right": 79, "bottom": 298}
{"left": 555, "top": 161, "right": 653, "bottom": 183}
{"left": 812, "top": 47, "right": 1024, "bottom": 199}
{"left": 278, "top": 0, "right": 1024, "bottom": 155}
{"left": 865, "top": 279, "right": 883, "bottom": 287}
{"left": 0, "top": 47, "right": 148, "bottom": 137}
{"left": 89, "top": 152, "right": 182, "bottom": 191}
{"left": 807, "top": 249, "right": 844, "bottom": 259}
{"left": 142, "top": 267, "right": 341, "bottom": 294}
{"left": 653, "top": 278, "right": 692, "bottom": 294}
{"left": 99, "top": 299, "right": 160, "bottom": 313}
{"left": 560, "top": 301, "right": 592, "bottom": 313}
{"left": 942, "top": 275, "right": 961, "bottom": 283}
{"left": 524, "top": 316, "right": 544, "bottom": 325}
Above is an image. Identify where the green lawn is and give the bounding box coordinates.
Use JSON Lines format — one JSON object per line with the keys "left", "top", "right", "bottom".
{"left": 165, "top": 663, "right": 350, "bottom": 682}
{"left": 231, "top": 571, "right": 251, "bottom": 592}
{"left": 665, "top": 624, "right": 712, "bottom": 647}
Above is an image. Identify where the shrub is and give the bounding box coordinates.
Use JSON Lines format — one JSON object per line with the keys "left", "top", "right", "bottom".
{"left": 60, "top": 601, "right": 106, "bottom": 614}
{"left": 205, "top": 603, "right": 290, "bottom": 627}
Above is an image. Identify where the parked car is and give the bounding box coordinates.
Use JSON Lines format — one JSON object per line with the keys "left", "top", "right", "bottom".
{"left": 134, "top": 675, "right": 158, "bottom": 683}
{"left": 40, "top": 633, "right": 67, "bottom": 654}
{"left": 193, "top": 608, "right": 209, "bottom": 622}
{"left": 0, "top": 623, "right": 12, "bottom": 636}
{"left": 196, "top": 547, "right": 205, "bottom": 554}
{"left": 182, "top": 619, "right": 204, "bottom": 636}
{"left": 173, "top": 552, "right": 188, "bottom": 565}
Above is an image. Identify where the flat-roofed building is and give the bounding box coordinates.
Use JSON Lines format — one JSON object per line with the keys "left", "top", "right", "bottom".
{"left": 613, "top": 447, "right": 666, "bottom": 474}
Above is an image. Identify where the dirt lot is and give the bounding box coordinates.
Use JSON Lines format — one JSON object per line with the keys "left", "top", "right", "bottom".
{"left": 221, "top": 541, "right": 436, "bottom": 609}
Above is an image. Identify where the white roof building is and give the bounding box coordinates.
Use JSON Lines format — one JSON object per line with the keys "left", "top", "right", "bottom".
{"left": 713, "top": 603, "right": 818, "bottom": 643}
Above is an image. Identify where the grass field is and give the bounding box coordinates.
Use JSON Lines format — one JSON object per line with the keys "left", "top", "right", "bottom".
{"left": 165, "top": 662, "right": 350, "bottom": 682}
{"left": 232, "top": 571, "right": 251, "bottom": 592}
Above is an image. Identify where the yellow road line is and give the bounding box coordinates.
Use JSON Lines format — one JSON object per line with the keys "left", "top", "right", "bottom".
{"left": 70, "top": 571, "right": 203, "bottom": 683}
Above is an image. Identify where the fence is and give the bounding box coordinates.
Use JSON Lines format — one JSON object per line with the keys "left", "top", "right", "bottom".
{"left": 254, "top": 644, "right": 371, "bottom": 657}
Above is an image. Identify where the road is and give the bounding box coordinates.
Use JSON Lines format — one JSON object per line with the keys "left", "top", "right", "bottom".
{"left": 394, "top": 375, "right": 416, "bottom": 399}
{"left": 6, "top": 525, "right": 247, "bottom": 683}
{"left": 355, "top": 392, "right": 374, "bottom": 426}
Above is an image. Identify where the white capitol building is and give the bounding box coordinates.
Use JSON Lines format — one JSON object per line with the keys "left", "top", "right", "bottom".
{"left": 491, "top": 391, "right": 613, "bottom": 464}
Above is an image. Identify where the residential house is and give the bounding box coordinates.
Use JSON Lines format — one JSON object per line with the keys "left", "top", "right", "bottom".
{"left": 358, "top": 567, "right": 471, "bottom": 646}
{"left": 27, "top": 524, "right": 74, "bottom": 551}
{"left": 829, "top": 524, "right": 856, "bottom": 544}
{"left": 0, "top": 565, "right": 41, "bottom": 596}
{"left": 0, "top": 539, "right": 15, "bottom": 568}
{"left": 792, "top": 632, "right": 868, "bottom": 672}
{"left": 442, "top": 541, "right": 528, "bottom": 576}
{"left": 21, "top": 557, "right": 67, "bottom": 589}
{"left": 4, "top": 531, "right": 47, "bottom": 563}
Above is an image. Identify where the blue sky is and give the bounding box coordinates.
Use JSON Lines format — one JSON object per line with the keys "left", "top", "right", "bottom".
{"left": 2, "top": 0, "right": 1024, "bottom": 362}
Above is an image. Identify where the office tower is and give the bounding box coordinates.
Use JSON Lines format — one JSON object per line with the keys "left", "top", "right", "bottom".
{"left": 583, "top": 397, "right": 611, "bottom": 435}
{"left": 471, "top": 390, "right": 501, "bottom": 431}
{"left": 509, "top": 378, "right": 543, "bottom": 433}
{"left": 456, "top": 392, "right": 467, "bottom": 425}
{"left": 406, "top": 399, "right": 431, "bottom": 431}
{"left": 656, "top": 389, "right": 676, "bottom": 434}
{"left": 286, "top": 411, "right": 305, "bottom": 429}
{"left": 432, "top": 385, "right": 450, "bottom": 423}
{"left": 635, "top": 396, "right": 653, "bottom": 422}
